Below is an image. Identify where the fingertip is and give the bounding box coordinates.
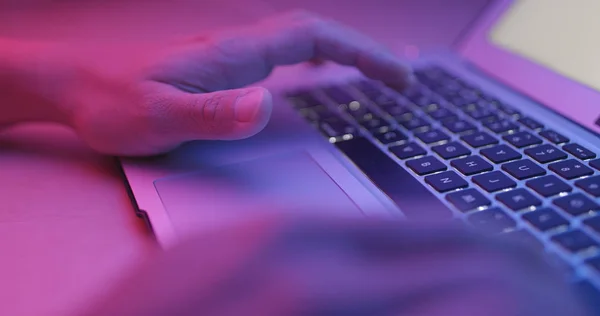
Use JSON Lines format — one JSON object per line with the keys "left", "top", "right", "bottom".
{"left": 382, "top": 57, "right": 417, "bottom": 91}
{"left": 231, "top": 87, "right": 273, "bottom": 139}
{"left": 386, "top": 70, "right": 416, "bottom": 92}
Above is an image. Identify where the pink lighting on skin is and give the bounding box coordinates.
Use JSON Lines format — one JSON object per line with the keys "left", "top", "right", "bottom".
{"left": 0, "top": 2, "right": 594, "bottom": 316}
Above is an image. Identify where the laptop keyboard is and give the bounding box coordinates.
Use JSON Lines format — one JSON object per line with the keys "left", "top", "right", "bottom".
{"left": 286, "top": 65, "right": 600, "bottom": 295}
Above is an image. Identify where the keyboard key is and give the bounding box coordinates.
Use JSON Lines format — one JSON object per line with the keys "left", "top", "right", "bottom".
{"left": 553, "top": 193, "right": 600, "bottom": 216}
{"left": 496, "top": 188, "right": 542, "bottom": 210}
{"left": 343, "top": 102, "right": 374, "bottom": 120}
{"left": 549, "top": 159, "right": 594, "bottom": 180}
{"left": 413, "top": 96, "right": 439, "bottom": 108}
{"left": 432, "top": 142, "right": 471, "bottom": 160}
{"left": 319, "top": 118, "right": 356, "bottom": 138}
{"left": 481, "top": 145, "right": 522, "bottom": 164}
{"left": 552, "top": 230, "right": 599, "bottom": 253}
{"left": 526, "top": 175, "right": 572, "bottom": 197}
{"left": 539, "top": 130, "right": 569, "bottom": 144}
{"left": 458, "top": 90, "right": 479, "bottom": 103}
{"left": 451, "top": 156, "right": 493, "bottom": 176}
{"left": 448, "top": 96, "right": 471, "bottom": 107}
{"left": 480, "top": 114, "right": 501, "bottom": 124}
{"left": 484, "top": 119, "right": 519, "bottom": 134}
{"left": 524, "top": 144, "right": 568, "bottom": 163}
{"left": 335, "top": 138, "right": 453, "bottom": 219}
{"left": 472, "top": 171, "right": 517, "bottom": 193}
{"left": 390, "top": 142, "right": 427, "bottom": 159}
{"left": 442, "top": 119, "right": 477, "bottom": 134}
{"left": 359, "top": 116, "right": 389, "bottom": 132}
{"left": 382, "top": 104, "right": 411, "bottom": 119}
{"left": 446, "top": 188, "right": 491, "bottom": 212}
{"left": 495, "top": 103, "right": 521, "bottom": 117}
{"left": 299, "top": 105, "right": 338, "bottom": 121}
{"left": 428, "top": 108, "right": 457, "bottom": 121}
{"left": 518, "top": 117, "right": 544, "bottom": 130}
{"left": 563, "top": 143, "right": 597, "bottom": 160}
{"left": 468, "top": 207, "right": 516, "bottom": 233}
{"left": 406, "top": 156, "right": 447, "bottom": 176}
{"left": 575, "top": 175, "right": 600, "bottom": 197}
{"left": 424, "top": 171, "right": 469, "bottom": 193}
{"left": 501, "top": 159, "right": 546, "bottom": 180}
{"left": 465, "top": 107, "right": 496, "bottom": 120}
{"left": 502, "top": 229, "right": 543, "bottom": 251}
{"left": 392, "top": 110, "right": 416, "bottom": 122}
{"left": 374, "top": 129, "right": 408, "bottom": 145}
{"left": 400, "top": 117, "right": 430, "bottom": 130}
{"left": 461, "top": 132, "right": 499, "bottom": 148}
{"left": 590, "top": 158, "right": 600, "bottom": 171}
{"left": 323, "top": 86, "right": 357, "bottom": 105}
{"left": 584, "top": 216, "right": 600, "bottom": 233}
{"left": 522, "top": 208, "right": 569, "bottom": 231}
{"left": 403, "top": 86, "right": 431, "bottom": 104}
{"left": 421, "top": 102, "right": 442, "bottom": 114}
{"left": 287, "top": 91, "right": 321, "bottom": 108}
{"left": 503, "top": 131, "right": 543, "bottom": 148}
{"left": 415, "top": 129, "right": 450, "bottom": 144}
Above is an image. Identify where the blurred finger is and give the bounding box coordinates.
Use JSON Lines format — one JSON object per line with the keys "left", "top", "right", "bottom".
{"left": 150, "top": 10, "right": 413, "bottom": 92}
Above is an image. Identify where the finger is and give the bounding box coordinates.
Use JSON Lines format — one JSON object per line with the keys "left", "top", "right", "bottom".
{"left": 258, "top": 10, "right": 414, "bottom": 89}
{"left": 150, "top": 10, "right": 414, "bottom": 92}
{"left": 143, "top": 82, "right": 272, "bottom": 141}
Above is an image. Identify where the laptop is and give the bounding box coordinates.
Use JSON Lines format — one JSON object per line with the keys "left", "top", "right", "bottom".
{"left": 119, "top": 0, "right": 600, "bottom": 303}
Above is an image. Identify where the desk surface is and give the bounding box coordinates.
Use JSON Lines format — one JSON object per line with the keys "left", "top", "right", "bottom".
{"left": 0, "top": 1, "right": 486, "bottom": 314}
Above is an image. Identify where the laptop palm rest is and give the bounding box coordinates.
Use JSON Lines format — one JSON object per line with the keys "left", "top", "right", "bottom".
{"left": 153, "top": 151, "right": 362, "bottom": 236}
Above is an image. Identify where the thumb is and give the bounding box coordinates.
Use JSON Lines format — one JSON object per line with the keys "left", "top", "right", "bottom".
{"left": 163, "top": 86, "right": 273, "bottom": 141}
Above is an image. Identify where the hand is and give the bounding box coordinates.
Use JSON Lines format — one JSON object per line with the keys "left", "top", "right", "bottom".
{"left": 74, "top": 214, "right": 591, "bottom": 316}
{"left": 49, "top": 10, "right": 413, "bottom": 156}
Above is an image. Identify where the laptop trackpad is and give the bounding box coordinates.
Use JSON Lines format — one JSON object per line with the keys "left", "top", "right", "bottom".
{"left": 154, "top": 151, "right": 362, "bottom": 236}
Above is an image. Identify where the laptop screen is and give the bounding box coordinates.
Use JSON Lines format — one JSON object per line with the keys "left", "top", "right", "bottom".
{"left": 489, "top": 0, "right": 600, "bottom": 93}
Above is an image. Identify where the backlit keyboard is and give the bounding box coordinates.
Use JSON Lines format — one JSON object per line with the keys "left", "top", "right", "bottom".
{"left": 286, "top": 65, "right": 600, "bottom": 297}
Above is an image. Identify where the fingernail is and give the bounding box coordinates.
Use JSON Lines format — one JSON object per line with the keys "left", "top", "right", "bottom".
{"left": 235, "top": 89, "right": 264, "bottom": 123}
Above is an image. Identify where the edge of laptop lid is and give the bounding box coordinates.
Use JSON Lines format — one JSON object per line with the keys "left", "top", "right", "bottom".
{"left": 456, "top": 0, "right": 600, "bottom": 135}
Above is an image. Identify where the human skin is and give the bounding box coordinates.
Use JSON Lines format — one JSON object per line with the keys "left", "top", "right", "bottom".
{"left": 0, "top": 10, "right": 592, "bottom": 316}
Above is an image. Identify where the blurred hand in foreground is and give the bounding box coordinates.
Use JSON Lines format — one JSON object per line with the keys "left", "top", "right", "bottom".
{"left": 75, "top": 214, "right": 591, "bottom": 316}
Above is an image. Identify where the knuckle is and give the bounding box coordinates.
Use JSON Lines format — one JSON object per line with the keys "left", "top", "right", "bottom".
{"left": 195, "top": 94, "right": 222, "bottom": 122}
{"left": 284, "top": 9, "right": 332, "bottom": 33}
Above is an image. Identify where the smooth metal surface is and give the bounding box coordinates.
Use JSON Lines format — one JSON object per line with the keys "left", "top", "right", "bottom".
{"left": 154, "top": 151, "right": 364, "bottom": 238}
{"left": 458, "top": 0, "right": 600, "bottom": 134}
